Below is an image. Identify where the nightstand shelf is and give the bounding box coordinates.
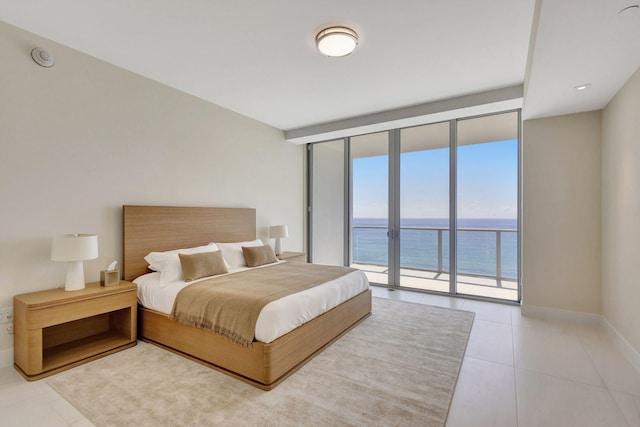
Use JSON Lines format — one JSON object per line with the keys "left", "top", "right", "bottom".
{"left": 43, "top": 330, "right": 131, "bottom": 372}
{"left": 14, "top": 281, "right": 137, "bottom": 381}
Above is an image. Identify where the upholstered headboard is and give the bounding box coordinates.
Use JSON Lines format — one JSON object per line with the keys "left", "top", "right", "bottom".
{"left": 122, "top": 205, "right": 256, "bottom": 281}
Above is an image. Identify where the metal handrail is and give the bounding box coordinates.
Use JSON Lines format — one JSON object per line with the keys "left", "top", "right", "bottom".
{"left": 352, "top": 225, "right": 517, "bottom": 282}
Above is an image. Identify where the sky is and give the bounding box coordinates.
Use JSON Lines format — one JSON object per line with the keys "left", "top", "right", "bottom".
{"left": 353, "top": 139, "right": 518, "bottom": 219}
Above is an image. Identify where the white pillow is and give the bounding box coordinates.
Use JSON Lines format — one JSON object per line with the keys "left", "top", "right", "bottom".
{"left": 215, "top": 239, "right": 263, "bottom": 269}
{"left": 144, "top": 243, "right": 219, "bottom": 287}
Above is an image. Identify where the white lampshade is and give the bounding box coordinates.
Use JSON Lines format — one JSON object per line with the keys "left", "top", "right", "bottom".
{"left": 316, "top": 26, "right": 358, "bottom": 57}
{"left": 51, "top": 234, "right": 98, "bottom": 291}
{"left": 269, "top": 225, "right": 289, "bottom": 239}
{"left": 51, "top": 234, "right": 98, "bottom": 261}
{"left": 269, "top": 225, "right": 288, "bottom": 256}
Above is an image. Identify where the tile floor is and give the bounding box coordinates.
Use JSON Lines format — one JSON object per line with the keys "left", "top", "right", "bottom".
{"left": 0, "top": 287, "right": 639, "bottom": 426}
{"left": 369, "top": 286, "right": 640, "bottom": 427}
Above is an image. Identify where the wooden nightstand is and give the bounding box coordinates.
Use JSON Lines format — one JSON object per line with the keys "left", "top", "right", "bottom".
{"left": 277, "top": 251, "right": 307, "bottom": 263}
{"left": 13, "top": 281, "right": 137, "bottom": 381}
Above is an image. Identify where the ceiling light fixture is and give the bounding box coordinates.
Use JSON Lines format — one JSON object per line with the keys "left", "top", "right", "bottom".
{"left": 316, "top": 26, "right": 358, "bottom": 57}
{"left": 574, "top": 84, "right": 592, "bottom": 91}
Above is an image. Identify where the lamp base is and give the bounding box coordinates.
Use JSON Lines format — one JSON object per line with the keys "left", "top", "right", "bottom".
{"left": 274, "top": 238, "right": 283, "bottom": 256}
{"left": 64, "top": 260, "right": 86, "bottom": 291}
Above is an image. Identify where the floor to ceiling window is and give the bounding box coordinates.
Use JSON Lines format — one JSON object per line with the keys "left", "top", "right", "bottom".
{"left": 350, "top": 132, "right": 389, "bottom": 284}
{"left": 398, "top": 122, "right": 451, "bottom": 292}
{"left": 308, "top": 110, "right": 520, "bottom": 302}
{"left": 456, "top": 112, "right": 519, "bottom": 301}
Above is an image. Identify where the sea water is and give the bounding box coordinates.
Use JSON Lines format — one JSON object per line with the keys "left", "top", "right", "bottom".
{"left": 352, "top": 218, "right": 518, "bottom": 278}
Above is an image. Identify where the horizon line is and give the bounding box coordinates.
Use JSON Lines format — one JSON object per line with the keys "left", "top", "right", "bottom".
{"left": 353, "top": 217, "right": 518, "bottom": 220}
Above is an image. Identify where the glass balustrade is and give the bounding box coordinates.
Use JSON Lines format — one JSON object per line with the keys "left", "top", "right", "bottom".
{"left": 351, "top": 225, "right": 518, "bottom": 300}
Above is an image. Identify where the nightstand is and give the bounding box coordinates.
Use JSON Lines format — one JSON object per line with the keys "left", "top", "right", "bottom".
{"left": 277, "top": 251, "right": 307, "bottom": 263}
{"left": 14, "top": 281, "right": 137, "bottom": 381}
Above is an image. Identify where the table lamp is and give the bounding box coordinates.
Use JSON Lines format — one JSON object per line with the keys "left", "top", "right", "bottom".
{"left": 51, "top": 234, "right": 99, "bottom": 291}
{"left": 269, "top": 225, "right": 288, "bottom": 256}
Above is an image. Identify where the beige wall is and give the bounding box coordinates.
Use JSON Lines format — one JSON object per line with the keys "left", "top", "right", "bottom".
{"left": 522, "top": 111, "right": 602, "bottom": 313}
{"left": 0, "top": 22, "right": 304, "bottom": 354}
{"left": 602, "top": 66, "right": 640, "bottom": 353}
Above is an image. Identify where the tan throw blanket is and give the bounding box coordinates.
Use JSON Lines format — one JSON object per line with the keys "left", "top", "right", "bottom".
{"left": 169, "top": 262, "right": 357, "bottom": 347}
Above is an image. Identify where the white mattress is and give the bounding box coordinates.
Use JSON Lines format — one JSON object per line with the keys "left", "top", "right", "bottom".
{"left": 134, "top": 261, "right": 369, "bottom": 343}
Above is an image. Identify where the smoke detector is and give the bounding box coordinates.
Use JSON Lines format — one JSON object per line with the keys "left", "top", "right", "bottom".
{"left": 31, "top": 47, "right": 55, "bottom": 68}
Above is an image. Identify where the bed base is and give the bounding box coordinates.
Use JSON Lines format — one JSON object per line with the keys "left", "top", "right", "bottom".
{"left": 124, "top": 205, "right": 372, "bottom": 390}
{"left": 138, "top": 289, "right": 372, "bottom": 390}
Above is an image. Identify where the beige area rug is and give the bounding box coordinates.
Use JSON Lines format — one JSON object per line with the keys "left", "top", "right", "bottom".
{"left": 48, "top": 297, "right": 474, "bottom": 427}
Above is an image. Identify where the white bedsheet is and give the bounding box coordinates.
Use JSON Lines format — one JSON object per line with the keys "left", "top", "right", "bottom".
{"left": 134, "top": 261, "right": 369, "bottom": 343}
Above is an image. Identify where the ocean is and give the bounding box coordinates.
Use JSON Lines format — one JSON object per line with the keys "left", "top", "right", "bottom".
{"left": 352, "top": 218, "right": 518, "bottom": 278}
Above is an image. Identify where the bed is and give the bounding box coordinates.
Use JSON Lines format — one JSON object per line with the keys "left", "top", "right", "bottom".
{"left": 122, "top": 205, "right": 372, "bottom": 390}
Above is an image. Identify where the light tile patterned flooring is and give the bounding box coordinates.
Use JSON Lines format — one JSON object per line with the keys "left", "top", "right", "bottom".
{"left": 370, "top": 286, "right": 640, "bottom": 426}
{"left": 0, "top": 287, "right": 639, "bottom": 426}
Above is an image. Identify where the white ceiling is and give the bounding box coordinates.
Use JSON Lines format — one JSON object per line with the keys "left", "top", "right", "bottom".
{"left": 525, "top": 0, "right": 640, "bottom": 120}
{"left": 1, "top": 0, "right": 639, "bottom": 134}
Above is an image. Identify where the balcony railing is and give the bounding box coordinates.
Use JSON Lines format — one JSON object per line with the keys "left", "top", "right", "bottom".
{"left": 352, "top": 225, "right": 517, "bottom": 283}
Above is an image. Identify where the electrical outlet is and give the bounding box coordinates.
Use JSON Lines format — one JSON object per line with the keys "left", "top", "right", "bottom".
{"left": 5, "top": 323, "right": 13, "bottom": 334}
{"left": 0, "top": 307, "right": 13, "bottom": 323}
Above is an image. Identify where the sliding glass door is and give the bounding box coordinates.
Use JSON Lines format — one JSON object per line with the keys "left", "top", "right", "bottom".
{"left": 399, "top": 122, "right": 451, "bottom": 292}
{"left": 308, "top": 110, "right": 520, "bottom": 302}
{"left": 456, "top": 112, "right": 519, "bottom": 300}
{"left": 350, "top": 132, "right": 389, "bottom": 285}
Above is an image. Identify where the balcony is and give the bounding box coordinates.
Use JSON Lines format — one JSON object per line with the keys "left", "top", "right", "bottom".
{"left": 351, "top": 225, "right": 518, "bottom": 301}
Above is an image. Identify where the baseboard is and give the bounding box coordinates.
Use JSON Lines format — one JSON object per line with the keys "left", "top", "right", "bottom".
{"left": 600, "top": 317, "right": 640, "bottom": 374}
{"left": 0, "top": 348, "right": 13, "bottom": 368}
{"left": 521, "top": 304, "right": 640, "bottom": 374}
{"left": 521, "top": 304, "right": 601, "bottom": 324}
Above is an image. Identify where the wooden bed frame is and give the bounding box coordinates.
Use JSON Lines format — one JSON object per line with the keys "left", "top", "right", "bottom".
{"left": 122, "top": 205, "right": 372, "bottom": 390}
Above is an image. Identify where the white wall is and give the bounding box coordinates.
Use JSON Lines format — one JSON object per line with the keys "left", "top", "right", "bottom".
{"left": 602, "top": 66, "right": 640, "bottom": 354}
{"left": 522, "top": 111, "right": 602, "bottom": 314}
{"left": 0, "top": 22, "right": 304, "bottom": 356}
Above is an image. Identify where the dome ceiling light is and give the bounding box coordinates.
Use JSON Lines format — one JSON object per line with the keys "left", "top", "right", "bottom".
{"left": 316, "top": 26, "right": 358, "bottom": 57}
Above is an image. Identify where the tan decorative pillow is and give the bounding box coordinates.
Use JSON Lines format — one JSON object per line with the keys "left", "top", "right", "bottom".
{"left": 242, "top": 245, "right": 278, "bottom": 268}
{"left": 178, "top": 250, "right": 228, "bottom": 282}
